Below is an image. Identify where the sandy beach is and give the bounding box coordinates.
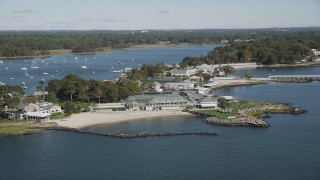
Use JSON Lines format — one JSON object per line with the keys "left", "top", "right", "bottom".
{"left": 48, "top": 110, "right": 193, "bottom": 129}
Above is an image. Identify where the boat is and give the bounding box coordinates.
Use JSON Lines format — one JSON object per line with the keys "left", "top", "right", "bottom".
{"left": 75, "top": 57, "right": 78, "bottom": 60}
{"left": 0, "top": 82, "right": 6, "bottom": 85}
{"left": 31, "top": 60, "right": 39, "bottom": 69}
{"left": 117, "top": 61, "right": 121, "bottom": 64}
{"left": 42, "top": 72, "right": 49, "bottom": 75}
{"left": 111, "top": 70, "right": 121, "bottom": 73}
{"left": 92, "top": 71, "right": 95, "bottom": 74}
{"left": 21, "top": 82, "right": 25, "bottom": 86}
{"left": 80, "top": 66, "right": 87, "bottom": 69}
{"left": 23, "top": 86, "right": 28, "bottom": 89}
{"left": 0, "top": 60, "right": 3, "bottom": 64}
{"left": 5, "top": 67, "right": 8, "bottom": 70}
{"left": 131, "top": 59, "right": 134, "bottom": 61}
{"left": 10, "top": 77, "right": 14, "bottom": 80}
{"left": 21, "top": 67, "right": 27, "bottom": 70}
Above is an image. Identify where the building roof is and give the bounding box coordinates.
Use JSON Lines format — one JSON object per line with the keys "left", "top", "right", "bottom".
{"left": 18, "top": 102, "right": 38, "bottom": 110}
{"left": 200, "top": 97, "right": 218, "bottom": 103}
{"left": 126, "top": 94, "right": 190, "bottom": 105}
{"left": 33, "top": 91, "right": 48, "bottom": 96}
{"left": 170, "top": 69, "right": 187, "bottom": 74}
{"left": 42, "top": 104, "right": 58, "bottom": 110}
{"left": 196, "top": 64, "right": 212, "bottom": 70}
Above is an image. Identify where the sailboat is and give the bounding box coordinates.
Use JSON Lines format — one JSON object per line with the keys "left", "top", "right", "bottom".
{"left": 31, "top": 59, "right": 39, "bottom": 69}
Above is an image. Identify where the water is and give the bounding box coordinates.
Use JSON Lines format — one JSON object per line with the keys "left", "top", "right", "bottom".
{"left": 1, "top": 47, "right": 320, "bottom": 179}
{"left": 0, "top": 45, "right": 216, "bottom": 91}
{"left": 1, "top": 81, "right": 319, "bottom": 179}
{"left": 233, "top": 66, "right": 320, "bottom": 77}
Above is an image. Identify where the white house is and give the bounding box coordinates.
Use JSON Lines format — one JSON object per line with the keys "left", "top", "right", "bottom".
{"left": 163, "top": 82, "right": 195, "bottom": 90}
{"left": 200, "top": 97, "right": 218, "bottom": 108}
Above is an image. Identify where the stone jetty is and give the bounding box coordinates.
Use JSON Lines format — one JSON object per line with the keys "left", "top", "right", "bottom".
{"left": 40, "top": 126, "right": 217, "bottom": 138}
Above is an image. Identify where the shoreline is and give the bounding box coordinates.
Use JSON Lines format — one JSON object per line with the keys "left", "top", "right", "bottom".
{"left": 47, "top": 110, "right": 194, "bottom": 129}
{"left": 0, "top": 43, "right": 204, "bottom": 60}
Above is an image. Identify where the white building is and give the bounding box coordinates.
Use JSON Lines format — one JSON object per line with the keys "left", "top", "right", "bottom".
{"left": 200, "top": 97, "right": 218, "bottom": 109}
{"left": 163, "top": 82, "right": 195, "bottom": 90}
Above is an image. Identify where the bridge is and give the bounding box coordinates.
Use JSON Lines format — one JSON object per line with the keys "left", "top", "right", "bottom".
{"left": 269, "top": 75, "right": 320, "bottom": 80}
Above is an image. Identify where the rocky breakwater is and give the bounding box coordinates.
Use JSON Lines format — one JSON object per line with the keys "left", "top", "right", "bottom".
{"left": 204, "top": 102, "right": 307, "bottom": 128}
{"left": 40, "top": 126, "right": 217, "bottom": 138}
{"left": 204, "top": 117, "right": 269, "bottom": 128}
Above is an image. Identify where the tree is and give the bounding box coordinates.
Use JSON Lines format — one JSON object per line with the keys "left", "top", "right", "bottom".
{"left": 64, "top": 101, "right": 74, "bottom": 115}
{"left": 140, "top": 82, "right": 156, "bottom": 92}
{"left": 6, "top": 97, "right": 20, "bottom": 110}
{"left": 47, "top": 92, "right": 59, "bottom": 104}
{"left": 244, "top": 74, "right": 253, "bottom": 79}
{"left": 220, "top": 66, "right": 235, "bottom": 76}
{"left": 218, "top": 97, "right": 228, "bottom": 109}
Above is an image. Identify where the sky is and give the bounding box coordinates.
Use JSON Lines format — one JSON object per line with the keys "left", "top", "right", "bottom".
{"left": 0, "top": 0, "right": 319, "bottom": 30}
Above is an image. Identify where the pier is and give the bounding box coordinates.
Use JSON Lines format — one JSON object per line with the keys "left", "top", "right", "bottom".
{"left": 269, "top": 75, "right": 320, "bottom": 80}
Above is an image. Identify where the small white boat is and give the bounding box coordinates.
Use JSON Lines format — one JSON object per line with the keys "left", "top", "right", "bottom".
{"left": 131, "top": 59, "right": 134, "bottom": 61}
{"left": 111, "top": 70, "right": 121, "bottom": 73}
{"left": 31, "top": 59, "right": 38, "bottom": 69}
{"left": 10, "top": 77, "right": 14, "bottom": 80}
{"left": 80, "top": 66, "right": 87, "bottom": 69}
{"left": 21, "top": 67, "right": 27, "bottom": 70}
{"left": 5, "top": 67, "right": 8, "bottom": 70}
{"left": 0, "top": 60, "right": 3, "bottom": 64}
{"left": 0, "top": 82, "right": 6, "bottom": 85}
{"left": 92, "top": 71, "right": 95, "bottom": 74}
{"left": 117, "top": 61, "right": 121, "bottom": 64}
{"left": 75, "top": 57, "right": 78, "bottom": 60}
{"left": 21, "top": 82, "right": 25, "bottom": 86}
{"left": 23, "top": 86, "right": 28, "bottom": 89}
{"left": 42, "top": 72, "right": 49, "bottom": 75}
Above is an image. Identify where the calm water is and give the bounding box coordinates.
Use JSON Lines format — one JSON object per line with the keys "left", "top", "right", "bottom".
{"left": 1, "top": 47, "right": 320, "bottom": 179}
{"left": 0, "top": 45, "right": 216, "bottom": 92}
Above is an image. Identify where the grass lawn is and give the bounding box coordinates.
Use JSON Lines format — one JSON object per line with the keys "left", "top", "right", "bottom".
{"left": 0, "top": 119, "right": 29, "bottom": 124}
{"left": 50, "top": 112, "right": 66, "bottom": 119}
{"left": 195, "top": 109, "right": 235, "bottom": 119}
{"left": 0, "top": 126, "right": 34, "bottom": 136}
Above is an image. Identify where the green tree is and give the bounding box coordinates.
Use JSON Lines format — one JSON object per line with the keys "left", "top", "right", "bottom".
{"left": 218, "top": 97, "right": 228, "bottom": 109}
{"left": 64, "top": 101, "right": 74, "bottom": 115}
{"left": 221, "top": 66, "right": 235, "bottom": 76}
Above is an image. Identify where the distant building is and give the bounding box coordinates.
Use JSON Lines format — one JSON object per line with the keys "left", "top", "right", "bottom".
{"left": 170, "top": 69, "right": 188, "bottom": 76}
{"left": 163, "top": 82, "right": 195, "bottom": 90}
{"left": 170, "top": 69, "right": 197, "bottom": 76}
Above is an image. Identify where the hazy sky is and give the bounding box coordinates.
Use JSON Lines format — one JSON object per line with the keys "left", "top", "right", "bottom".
{"left": 0, "top": 0, "right": 319, "bottom": 30}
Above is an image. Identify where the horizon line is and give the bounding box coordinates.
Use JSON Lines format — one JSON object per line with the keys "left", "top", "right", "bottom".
{"left": 0, "top": 26, "right": 319, "bottom": 32}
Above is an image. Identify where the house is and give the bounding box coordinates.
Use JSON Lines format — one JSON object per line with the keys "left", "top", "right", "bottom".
{"left": 163, "top": 82, "right": 195, "bottom": 90}
{"left": 125, "top": 93, "right": 190, "bottom": 111}
{"left": 200, "top": 97, "right": 218, "bottom": 109}
{"left": 195, "top": 64, "right": 214, "bottom": 74}
{"left": 170, "top": 69, "right": 188, "bottom": 76}
{"left": 170, "top": 69, "right": 197, "bottom": 76}
{"left": 18, "top": 103, "right": 39, "bottom": 112}
{"left": 42, "top": 104, "right": 62, "bottom": 113}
